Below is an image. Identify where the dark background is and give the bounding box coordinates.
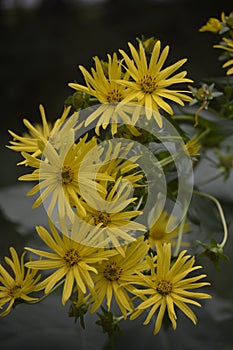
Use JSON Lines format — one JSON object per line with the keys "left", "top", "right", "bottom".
{"left": 0, "top": 1, "right": 233, "bottom": 349}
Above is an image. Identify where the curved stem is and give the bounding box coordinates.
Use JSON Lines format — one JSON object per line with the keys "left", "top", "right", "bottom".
{"left": 194, "top": 101, "right": 208, "bottom": 127}
{"left": 193, "top": 190, "right": 228, "bottom": 248}
{"left": 27, "top": 278, "right": 65, "bottom": 304}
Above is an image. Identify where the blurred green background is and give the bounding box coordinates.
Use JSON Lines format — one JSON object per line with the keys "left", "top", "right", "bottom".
{"left": 0, "top": 0, "right": 233, "bottom": 349}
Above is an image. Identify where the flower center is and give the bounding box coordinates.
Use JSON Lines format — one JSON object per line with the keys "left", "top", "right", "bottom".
{"left": 103, "top": 261, "right": 122, "bottom": 281}
{"left": 63, "top": 249, "right": 81, "bottom": 266}
{"left": 140, "top": 75, "right": 157, "bottom": 93}
{"left": 107, "top": 89, "right": 122, "bottom": 102}
{"left": 150, "top": 228, "right": 165, "bottom": 241}
{"left": 61, "top": 165, "right": 74, "bottom": 184}
{"left": 94, "top": 211, "right": 111, "bottom": 227}
{"left": 9, "top": 284, "right": 21, "bottom": 298}
{"left": 156, "top": 280, "right": 173, "bottom": 296}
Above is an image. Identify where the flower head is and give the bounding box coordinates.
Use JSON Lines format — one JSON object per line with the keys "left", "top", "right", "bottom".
{"left": 118, "top": 40, "right": 193, "bottom": 127}
{"left": 199, "top": 17, "right": 223, "bottom": 33}
{"left": 7, "top": 104, "right": 72, "bottom": 165}
{"left": 147, "top": 208, "right": 190, "bottom": 248}
{"left": 69, "top": 53, "right": 131, "bottom": 135}
{"left": 25, "top": 222, "right": 116, "bottom": 305}
{"left": 184, "top": 138, "right": 202, "bottom": 157}
{"left": 131, "top": 243, "right": 211, "bottom": 335}
{"left": 79, "top": 177, "right": 146, "bottom": 252}
{"left": 18, "top": 133, "right": 109, "bottom": 220}
{"left": 90, "top": 238, "right": 149, "bottom": 318}
{"left": 0, "top": 247, "right": 42, "bottom": 316}
{"left": 199, "top": 12, "right": 233, "bottom": 34}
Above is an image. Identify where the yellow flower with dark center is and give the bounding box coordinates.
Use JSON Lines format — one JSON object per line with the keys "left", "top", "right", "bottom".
{"left": 117, "top": 40, "right": 193, "bottom": 127}
{"left": 90, "top": 238, "right": 149, "bottom": 319}
{"left": 147, "top": 207, "right": 190, "bottom": 248}
{"left": 0, "top": 247, "right": 42, "bottom": 316}
{"left": 93, "top": 211, "right": 111, "bottom": 227}
{"left": 80, "top": 177, "right": 146, "bottom": 252}
{"left": 69, "top": 53, "right": 131, "bottom": 135}
{"left": 19, "top": 134, "right": 110, "bottom": 220}
{"left": 131, "top": 243, "right": 211, "bottom": 335}
{"left": 214, "top": 38, "right": 233, "bottom": 75}
{"left": 25, "top": 222, "right": 116, "bottom": 305}
{"left": 7, "top": 104, "right": 73, "bottom": 165}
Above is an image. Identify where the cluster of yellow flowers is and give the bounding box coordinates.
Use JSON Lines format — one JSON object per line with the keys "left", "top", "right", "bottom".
{"left": 1, "top": 14, "right": 231, "bottom": 336}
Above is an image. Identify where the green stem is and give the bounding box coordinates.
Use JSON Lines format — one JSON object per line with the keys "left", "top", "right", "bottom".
{"left": 116, "top": 311, "right": 132, "bottom": 322}
{"left": 173, "top": 214, "right": 187, "bottom": 257}
{"left": 195, "top": 128, "right": 210, "bottom": 142}
{"left": 159, "top": 154, "right": 177, "bottom": 167}
{"left": 27, "top": 278, "right": 65, "bottom": 304}
{"left": 193, "top": 191, "right": 228, "bottom": 248}
{"left": 173, "top": 115, "right": 195, "bottom": 122}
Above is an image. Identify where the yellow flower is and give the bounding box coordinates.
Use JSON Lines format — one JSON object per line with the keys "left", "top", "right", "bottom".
{"left": 199, "top": 11, "right": 233, "bottom": 34}
{"left": 131, "top": 243, "right": 211, "bottom": 335}
{"left": 199, "top": 17, "right": 223, "bottom": 33}
{"left": 214, "top": 38, "right": 233, "bottom": 75}
{"left": 99, "top": 158, "right": 144, "bottom": 189}
{"left": 7, "top": 104, "right": 73, "bottom": 165}
{"left": 184, "top": 138, "right": 202, "bottom": 157}
{"left": 147, "top": 208, "right": 190, "bottom": 248}
{"left": 97, "top": 139, "right": 144, "bottom": 189}
{"left": 0, "top": 247, "right": 42, "bottom": 316}
{"left": 25, "top": 222, "right": 116, "bottom": 305}
{"left": 90, "top": 238, "right": 149, "bottom": 319}
{"left": 69, "top": 53, "right": 132, "bottom": 135}
{"left": 18, "top": 134, "right": 109, "bottom": 220}
{"left": 79, "top": 177, "right": 146, "bottom": 252}
{"left": 118, "top": 40, "right": 193, "bottom": 127}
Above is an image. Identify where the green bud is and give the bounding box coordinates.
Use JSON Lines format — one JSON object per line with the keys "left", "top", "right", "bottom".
{"left": 96, "top": 306, "right": 121, "bottom": 339}
{"left": 65, "top": 91, "right": 90, "bottom": 110}
{"left": 137, "top": 35, "right": 158, "bottom": 55}
{"left": 68, "top": 299, "right": 89, "bottom": 329}
{"left": 189, "top": 83, "right": 223, "bottom": 105}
